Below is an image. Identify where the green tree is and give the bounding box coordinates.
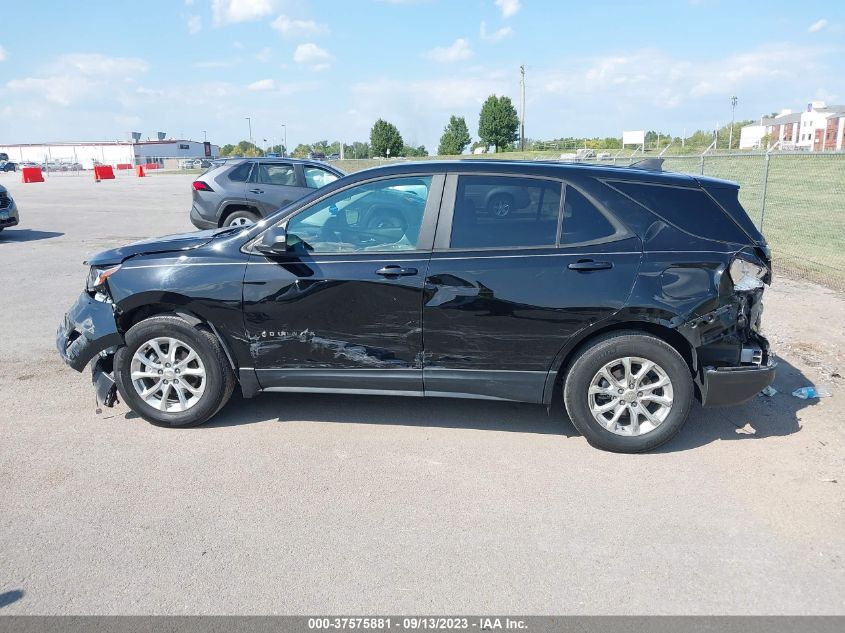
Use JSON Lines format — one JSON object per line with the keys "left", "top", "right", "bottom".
{"left": 236, "top": 140, "right": 264, "bottom": 157}
{"left": 437, "top": 115, "right": 472, "bottom": 155}
{"left": 401, "top": 144, "right": 428, "bottom": 157}
{"left": 267, "top": 144, "right": 286, "bottom": 155}
{"left": 348, "top": 141, "right": 371, "bottom": 159}
{"left": 477, "top": 95, "right": 519, "bottom": 152}
{"left": 370, "top": 119, "right": 404, "bottom": 157}
{"left": 220, "top": 144, "right": 236, "bottom": 157}
{"left": 292, "top": 143, "right": 312, "bottom": 158}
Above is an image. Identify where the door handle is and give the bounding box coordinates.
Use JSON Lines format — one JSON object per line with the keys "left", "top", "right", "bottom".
{"left": 376, "top": 265, "right": 418, "bottom": 277}
{"left": 568, "top": 260, "right": 613, "bottom": 271}
{"left": 249, "top": 188, "right": 264, "bottom": 194}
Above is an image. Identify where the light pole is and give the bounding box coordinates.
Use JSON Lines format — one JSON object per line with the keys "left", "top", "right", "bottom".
{"left": 519, "top": 64, "right": 526, "bottom": 151}
{"left": 729, "top": 96, "right": 738, "bottom": 151}
{"left": 281, "top": 124, "right": 287, "bottom": 156}
{"left": 245, "top": 117, "right": 253, "bottom": 152}
{"left": 202, "top": 130, "right": 207, "bottom": 142}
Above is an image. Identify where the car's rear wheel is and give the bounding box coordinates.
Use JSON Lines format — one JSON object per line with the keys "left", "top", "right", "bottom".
{"left": 563, "top": 331, "right": 693, "bottom": 453}
{"left": 114, "top": 315, "right": 236, "bottom": 427}
{"left": 224, "top": 209, "right": 259, "bottom": 227}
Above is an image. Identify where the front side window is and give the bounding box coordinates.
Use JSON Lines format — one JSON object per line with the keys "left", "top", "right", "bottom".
{"left": 304, "top": 166, "right": 339, "bottom": 189}
{"left": 285, "top": 176, "right": 432, "bottom": 253}
{"left": 258, "top": 163, "right": 296, "bottom": 186}
{"left": 450, "top": 176, "right": 562, "bottom": 249}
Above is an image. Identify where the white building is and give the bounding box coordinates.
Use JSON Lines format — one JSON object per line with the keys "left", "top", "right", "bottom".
{"left": 0, "top": 139, "right": 219, "bottom": 169}
{"left": 740, "top": 102, "right": 845, "bottom": 151}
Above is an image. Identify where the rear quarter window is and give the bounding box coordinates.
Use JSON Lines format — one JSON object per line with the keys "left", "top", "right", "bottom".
{"left": 608, "top": 180, "right": 748, "bottom": 244}
{"left": 228, "top": 162, "right": 252, "bottom": 182}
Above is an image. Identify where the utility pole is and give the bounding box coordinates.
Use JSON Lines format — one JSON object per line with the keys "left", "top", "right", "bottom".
{"left": 729, "top": 96, "right": 738, "bottom": 151}
{"left": 519, "top": 64, "right": 526, "bottom": 151}
{"left": 245, "top": 117, "right": 253, "bottom": 151}
{"left": 202, "top": 130, "right": 207, "bottom": 142}
{"left": 282, "top": 124, "right": 287, "bottom": 156}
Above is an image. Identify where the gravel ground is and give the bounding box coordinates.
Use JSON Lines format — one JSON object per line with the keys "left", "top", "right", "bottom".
{"left": 0, "top": 171, "right": 843, "bottom": 614}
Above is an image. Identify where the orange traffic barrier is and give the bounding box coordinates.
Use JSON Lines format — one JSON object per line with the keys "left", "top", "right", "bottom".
{"left": 21, "top": 167, "right": 44, "bottom": 183}
{"left": 93, "top": 165, "right": 115, "bottom": 182}
{"left": 116, "top": 163, "right": 132, "bottom": 170}
{"left": 143, "top": 162, "right": 159, "bottom": 170}
{"left": 136, "top": 166, "right": 145, "bottom": 177}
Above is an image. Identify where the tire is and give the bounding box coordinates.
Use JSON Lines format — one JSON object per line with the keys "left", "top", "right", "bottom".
{"left": 486, "top": 193, "right": 514, "bottom": 218}
{"left": 562, "top": 331, "right": 693, "bottom": 453}
{"left": 223, "top": 209, "right": 260, "bottom": 228}
{"left": 114, "top": 315, "right": 236, "bottom": 427}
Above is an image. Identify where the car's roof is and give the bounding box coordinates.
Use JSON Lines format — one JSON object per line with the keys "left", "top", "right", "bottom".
{"left": 212, "top": 156, "right": 345, "bottom": 175}
{"left": 345, "top": 159, "right": 737, "bottom": 188}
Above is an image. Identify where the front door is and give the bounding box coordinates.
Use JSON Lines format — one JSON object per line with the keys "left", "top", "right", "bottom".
{"left": 243, "top": 174, "right": 444, "bottom": 394}
{"left": 422, "top": 173, "right": 642, "bottom": 403}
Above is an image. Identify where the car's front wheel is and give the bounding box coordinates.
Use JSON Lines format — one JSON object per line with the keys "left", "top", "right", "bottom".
{"left": 114, "top": 315, "right": 236, "bottom": 427}
{"left": 486, "top": 193, "right": 513, "bottom": 218}
{"left": 563, "top": 331, "right": 693, "bottom": 452}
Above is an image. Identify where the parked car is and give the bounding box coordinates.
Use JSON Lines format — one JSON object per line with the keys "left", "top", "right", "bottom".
{"left": 326, "top": 153, "right": 340, "bottom": 161}
{"left": 1, "top": 160, "right": 16, "bottom": 172}
{"left": 57, "top": 160, "right": 774, "bottom": 452}
{"left": 0, "top": 185, "right": 20, "bottom": 232}
{"left": 189, "top": 157, "right": 344, "bottom": 228}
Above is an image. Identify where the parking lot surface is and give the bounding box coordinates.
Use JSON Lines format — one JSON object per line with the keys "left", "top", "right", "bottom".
{"left": 0, "top": 171, "right": 843, "bottom": 614}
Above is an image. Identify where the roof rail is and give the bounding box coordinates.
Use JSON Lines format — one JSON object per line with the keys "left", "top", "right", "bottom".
{"left": 629, "top": 157, "right": 664, "bottom": 171}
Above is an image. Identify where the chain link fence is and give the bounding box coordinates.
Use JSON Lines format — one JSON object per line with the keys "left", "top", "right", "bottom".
{"left": 331, "top": 153, "right": 845, "bottom": 291}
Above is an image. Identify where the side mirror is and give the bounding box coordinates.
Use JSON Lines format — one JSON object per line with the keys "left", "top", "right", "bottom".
{"left": 255, "top": 226, "right": 289, "bottom": 255}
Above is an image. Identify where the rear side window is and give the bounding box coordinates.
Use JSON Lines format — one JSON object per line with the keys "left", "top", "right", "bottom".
{"left": 228, "top": 162, "right": 252, "bottom": 182}
{"left": 610, "top": 181, "right": 748, "bottom": 243}
{"left": 450, "top": 176, "right": 562, "bottom": 249}
{"left": 258, "top": 163, "right": 296, "bottom": 186}
{"left": 560, "top": 186, "right": 617, "bottom": 245}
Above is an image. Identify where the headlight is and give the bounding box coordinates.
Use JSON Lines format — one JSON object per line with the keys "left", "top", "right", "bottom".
{"left": 729, "top": 257, "right": 767, "bottom": 291}
{"left": 86, "top": 264, "right": 121, "bottom": 292}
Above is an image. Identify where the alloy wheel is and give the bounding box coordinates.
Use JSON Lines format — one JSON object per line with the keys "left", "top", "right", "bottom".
{"left": 130, "top": 337, "right": 207, "bottom": 412}
{"left": 587, "top": 356, "right": 674, "bottom": 436}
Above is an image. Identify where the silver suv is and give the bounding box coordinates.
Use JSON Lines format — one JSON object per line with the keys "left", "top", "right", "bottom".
{"left": 189, "top": 158, "right": 345, "bottom": 228}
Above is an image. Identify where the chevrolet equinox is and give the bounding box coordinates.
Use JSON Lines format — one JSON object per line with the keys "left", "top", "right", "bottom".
{"left": 57, "top": 160, "right": 775, "bottom": 452}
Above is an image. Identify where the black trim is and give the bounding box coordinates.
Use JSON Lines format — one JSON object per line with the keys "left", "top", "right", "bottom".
{"left": 699, "top": 363, "right": 776, "bottom": 407}
{"left": 423, "top": 368, "right": 546, "bottom": 403}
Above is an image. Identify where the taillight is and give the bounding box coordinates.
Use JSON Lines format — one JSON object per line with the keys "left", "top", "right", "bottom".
{"left": 192, "top": 181, "right": 213, "bottom": 192}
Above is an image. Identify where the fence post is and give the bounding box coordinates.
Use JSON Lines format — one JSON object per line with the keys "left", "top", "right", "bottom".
{"left": 759, "top": 152, "right": 771, "bottom": 231}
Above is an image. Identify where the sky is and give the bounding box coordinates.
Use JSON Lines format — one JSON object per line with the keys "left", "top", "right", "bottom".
{"left": 0, "top": 0, "right": 843, "bottom": 151}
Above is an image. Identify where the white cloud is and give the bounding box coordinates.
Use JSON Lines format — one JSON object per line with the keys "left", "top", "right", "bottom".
{"left": 0, "top": 45, "right": 7, "bottom": 62}
{"left": 212, "top": 0, "right": 276, "bottom": 25}
{"left": 808, "top": 18, "right": 828, "bottom": 33}
{"left": 5, "top": 53, "right": 149, "bottom": 106}
{"left": 271, "top": 15, "right": 328, "bottom": 38}
{"left": 480, "top": 21, "right": 512, "bottom": 42}
{"left": 424, "top": 38, "right": 473, "bottom": 63}
{"left": 184, "top": 0, "right": 195, "bottom": 5}
{"left": 248, "top": 78, "right": 276, "bottom": 91}
{"left": 187, "top": 14, "right": 202, "bottom": 34}
{"left": 256, "top": 47, "right": 273, "bottom": 62}
{"left": 495, "top": 0, "right": 520, "bottom": 18}
{"left": 293, "top": 43, "right": 333, "bottom": 70}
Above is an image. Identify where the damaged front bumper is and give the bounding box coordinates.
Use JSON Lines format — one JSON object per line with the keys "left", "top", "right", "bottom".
{"left": 699, "top": 360, "right": 776, "bottom": 407}
{"left": 56, "top": 291, "right": 124, "bottom": 372}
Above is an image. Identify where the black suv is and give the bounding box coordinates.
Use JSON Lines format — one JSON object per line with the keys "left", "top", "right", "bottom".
{"left": 190, "top": 157, "right": 344, "bottom": 229}
{"left": 57, "top": 160, "right": 774, "bottom": 452}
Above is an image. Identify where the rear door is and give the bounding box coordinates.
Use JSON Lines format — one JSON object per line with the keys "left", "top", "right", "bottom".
{"left": 246, "top": 162, "right": 310, "bottom": 215}
{"left": 422, "top": 172, "right": 642, "bottom": 403}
